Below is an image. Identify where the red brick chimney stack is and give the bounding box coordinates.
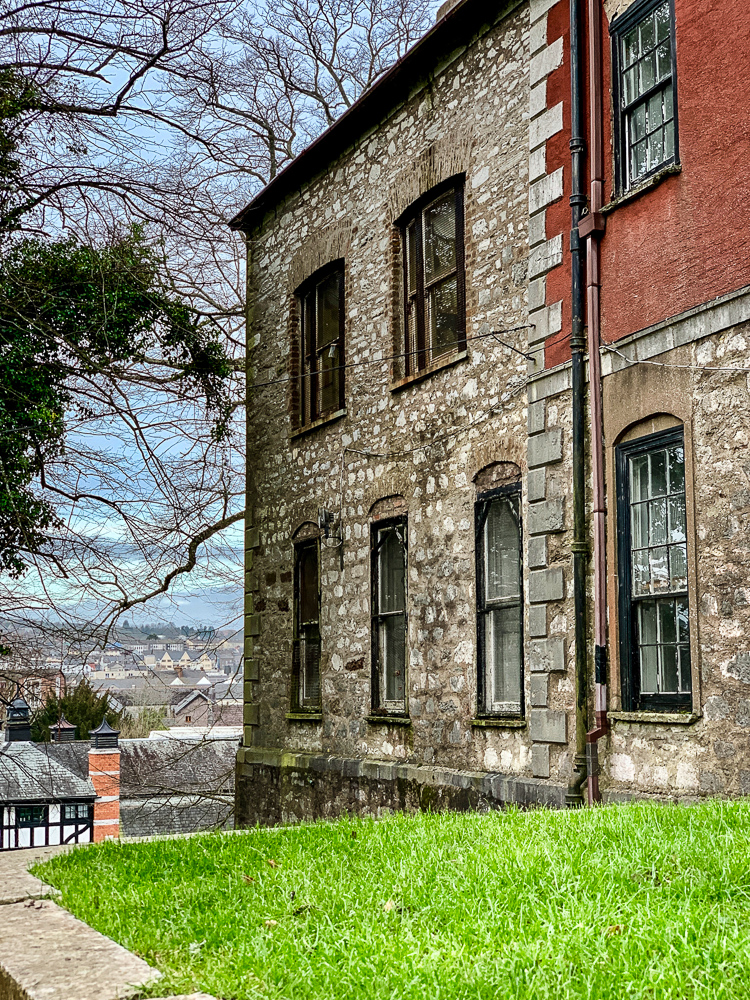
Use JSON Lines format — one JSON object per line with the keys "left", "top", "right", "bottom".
{"left": 88, "top": 718, "right": 121, "bottom": 842}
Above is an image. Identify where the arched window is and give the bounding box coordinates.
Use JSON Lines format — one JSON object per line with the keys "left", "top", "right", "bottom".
{"left": 616, "top": 423, "right": 691, "bottom": 711}
{"left": 475, "top": 466, "right": 523, "bottom": 718}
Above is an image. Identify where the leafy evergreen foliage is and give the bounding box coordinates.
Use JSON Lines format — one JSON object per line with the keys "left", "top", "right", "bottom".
{"left": 31, "top": 678, "right": 121, "bottom": 742}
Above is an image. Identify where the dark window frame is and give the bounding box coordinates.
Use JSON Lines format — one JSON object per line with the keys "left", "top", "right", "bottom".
{"left": 616, "top": 426, "right": 692, "bottom": 713}
{"left": 475, "top": 484, "right": 524, "bottom": 719}
{"left": 292, "top": 537, "right": 322, "bottom": 712}
{"left": 370, "top": 515, "right": 408, "bottom": 716}
{"left": 399, "top": 177, "right": 466, "bottom": 377}
{"left": 297, "top": 260, "right": 346, "bottom": 427}
{"left": 611, "top": 0, "right": 679, "bottom": 194}
{"left": 17, "top": 804, "right": 47, "bottom": 828}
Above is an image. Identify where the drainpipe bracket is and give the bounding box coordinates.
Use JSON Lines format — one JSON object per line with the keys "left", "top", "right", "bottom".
{"left": 578, "top": 212, "right": 606, "bottom": 239}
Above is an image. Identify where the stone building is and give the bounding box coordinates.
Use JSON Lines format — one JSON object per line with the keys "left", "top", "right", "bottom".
{"left": 231, "top": 0, "right": 750, "bottom": 823}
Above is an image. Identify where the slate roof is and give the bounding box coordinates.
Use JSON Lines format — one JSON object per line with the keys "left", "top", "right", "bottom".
{"left": 117, "top": 738, "right": 236, "bottom": 798}
{"left": 0, "top": 743, "right": 95, "bottom": 802}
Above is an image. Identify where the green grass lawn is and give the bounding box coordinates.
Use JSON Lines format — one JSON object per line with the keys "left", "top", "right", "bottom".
{"left": 35, "top": 802, "right": 750, "bottom": 1000}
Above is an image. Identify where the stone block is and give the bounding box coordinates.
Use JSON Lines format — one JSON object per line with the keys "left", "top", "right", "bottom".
{"left": 529, "top": 568, "right": 564, "bottom": 604}
{"left": 528, "top": 604, "right": 547, "bottom": 637}
{"left": 244, "top": 658, "right": 259, "bottom": 682}
{"left": 529, "top": 235, "right": 563, "bottom": 279}
{"left": 245, "top": 526, "right": 260, "bottom": 550}
{"left": 529, "top": 301, "right": 562, "bottom": 345}
{"left": 530, "top": 38, "right": 563, "bottom": 86}
{"left": 528, "top": 211, "right": 546, "bottom": 248}
{"left": 528, "top": 428, "right": 563, "bottom": 468}
{"left": 529, "top": 167, "right": 564, "bottom": 214}
{"left": 529, "top": 80, "right": 547, "bottom": 119}
{"left": 243, "top": 703, "right": 260, "bottom": 726}
{"left": 530, "top": 674, "right": 548, "bottom": 708}
{"left": 246, "top": 614, "right": 262, "bottom": 637}
{"left": 529, "top": 637, "right": 566, "bottom": 672}
{"left": 527, "top": 468, "right": 546, "bottom": 502}
{"left": 531, "top": 743, "right": 550, "bottom": 777}
{"left": 528, "top": 399, "right": 546, "bottom": 435}
{"left": 528, "top": 277, "right": 546, "bottom": 312}
{"left": 529, "top": 709, "right": 567, "bottom": 744}
{"left": 529, "top": 146, "right": 547, "bottom": 183}
{"left": 529, "top": 16, "right": 548, "bottom": 55}
{"left": 529, "top": 102, "right": 563, "bottom": 151}
{"left": 528, "top": 498, "right": 564, "bottom": 535}
{"left": 530, "top": 0, "right": 561, "bottom": 25}
{"left": 528, "top": 535, "right": 547, "bottom": 569}
{"left": 243, "top": 636, "right": 254, "bottom": 659}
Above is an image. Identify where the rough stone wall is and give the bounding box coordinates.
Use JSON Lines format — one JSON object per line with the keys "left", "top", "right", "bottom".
{"left": 597, "top": 314, "right": 750, "bottom": 798}
{"left": 244, "top": 2, "right": 537, "bottom": 778}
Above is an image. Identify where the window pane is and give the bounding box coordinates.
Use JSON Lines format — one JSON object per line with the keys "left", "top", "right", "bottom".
{"left": 639, "top": 601, "right": 658, "bottom": 645}
{"left": 381, "top": 614, "right": 406, "bottom": 703}
{"left": 668, "top": 445, "right": 684, "bottom": 492}
{"left": 649, "top": 546, "right": 669, "bottom": 592}
{"left": 648, "top": 91, "right": 664, "bottom": 129}
{"left": 379, "top": 527, "right": 406, "bottom": 613}
{"left": 631, "top": 502, "right": 649, "bottom": 549}
{"left": 487, "top": 607, "right": 522, "bottom": 712}
{"left": 407, "top": 297, "right": 418, "bottom": 366}
{"left": 648, "top": 129, "right": 664, "bottom": 169}
{"left": 406, "top": 222, "right": 417, "bottom": 296}
{"left": 623, "top": 65, "right": 638, "bottom": 105}
{"left": 298, "top": 544, "right": 318, "bottom": 626}
{"left": 661, "top": 644, "right": 679, "bottom": 693}
{"left": 650, "top": 450, "right": 667, "bottom": 496}
{"left": 640, "top": 644, "right": 658, "bottom": 694}
{"left": 664, "top": 86, "right": 674, "bottom": 123}
{"left": 649, "top": 497, "right": 667, "bottom": 545}
{"left": 669, "top": 543, "right": 688, "bottom": 591}
{"left": 429, "top": 276, "right": 459, "bottom": 358}
{"left": 317, "top": 273, "right": 340, "bottom": 349}
{"left": 301, "top": 634, "right": 321, "bottom": 706}
{"left": 630, "top": 455, "right": 649, "bottom": 501}
{"left": 484, "top": 498, "right": 520, "bottom": 601}
{"left": 664, "top": 119, "right": 675, "bottom": 160}
{"left": 318, "top": 349, "right": 340, "bottom": 414}
{"left": 303, "top": 292, "right": 316, "bottom": 359}
{"left": 656, "top": 41, "right": 671, "bottom": 82}
{"left": 677, "top": 599, "right": 690, "bottom": 642}
{"left": 632, "top": 548, "right": 650, "bottom": 597}
{"left": 423, "top": 194, "right": 456, "bottom": 283}
{"left": 623, "top": 27, "right": 639, "bottom": 68}
{"left": 655, "top": 3, "right": 670, "bottom": 41}
{"left": 668, "top": 495, "right": 686, "bottom": 542}
{"left": 640, "top": 51, "right": 656, "bottom": 92}
{"left": 631, "top": 138, "right": 648, "bottom": 181}
{"left": 659, "top": 600, "right": 676, "bottom": 644}
{"left": 630, "top": 103, "right": 647, "bottom": 144}
{"left": 678, "top": 644, "right": 692, "bottom": 692}
{"left": 639, "top": 15, "right": 655, "bottom": 53}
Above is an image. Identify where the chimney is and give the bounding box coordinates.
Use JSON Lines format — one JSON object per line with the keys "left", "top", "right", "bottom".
{"left": 50, "top": 714, "right": 77, "bottom": 743}
{"left": 4, "top": 695, "right": 31, "bottom": 742}
{"left": 88, "top": 718, "right": 121, "bottom": 842}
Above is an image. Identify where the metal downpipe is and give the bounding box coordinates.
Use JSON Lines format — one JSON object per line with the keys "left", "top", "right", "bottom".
{"left": 565, "top": 0, "right": 589, "bottom": 808}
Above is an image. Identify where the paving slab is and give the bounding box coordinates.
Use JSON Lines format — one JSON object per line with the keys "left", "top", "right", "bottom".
{"left": 0, "top": 898, "right": 161, "bottom": 1000}
{"left": 0, "top": 845, "right": 69, "bottom": 905}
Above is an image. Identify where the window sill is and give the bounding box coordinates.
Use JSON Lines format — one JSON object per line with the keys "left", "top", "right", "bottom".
{"left": 286, "top": 712, "right": 323, "bottom": 723}
{"left": 601, "top": 163, "right": 682, "bottom": 215}
{"left": 389, "top": 350, "right": 468, "bottom": 393}
{"left": 608, "top": 710, "right": 699, "bottom": 725}
{"left": 366, "top": 714, "right": 411, "bottom": 726}
{"left": 290, "top": 408, "right": 346, "bottom": 441}
{"left": 471, "top": 717, "right": 526, "bottom": 729}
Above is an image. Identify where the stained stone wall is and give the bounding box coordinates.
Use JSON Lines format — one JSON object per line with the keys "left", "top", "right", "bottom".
{"left": 237, "top": 0, "right": 750, "bottom": 824}
{"left": 242, "top": 0, "right": 542, "bottom": 793}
